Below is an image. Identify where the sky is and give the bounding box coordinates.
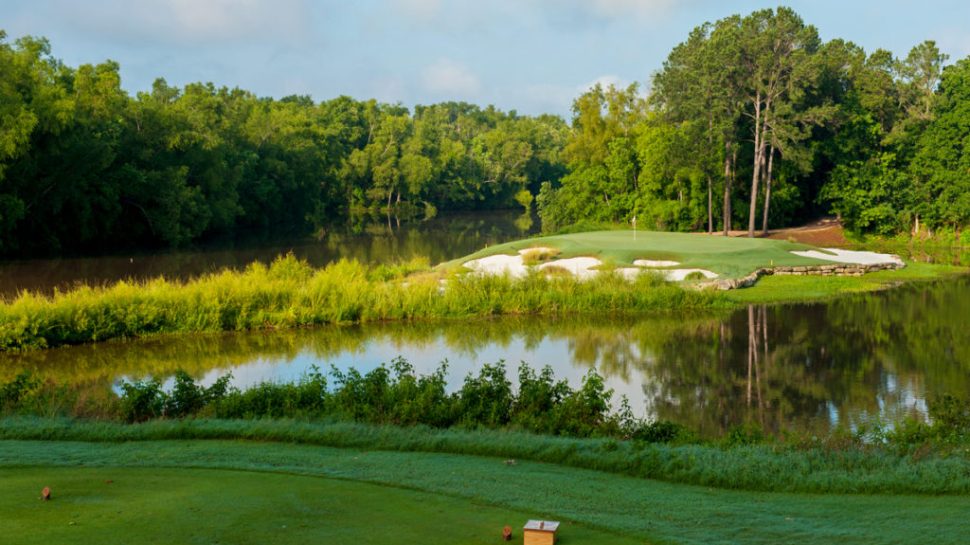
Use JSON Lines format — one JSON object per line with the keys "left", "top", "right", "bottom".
{"left": 3, "top": 0, "right": 969, "bottom": 117}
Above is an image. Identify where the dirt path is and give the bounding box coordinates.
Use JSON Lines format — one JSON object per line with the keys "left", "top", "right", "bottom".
{"left": 704, "top": 217, "right": 849, "bottom": 246}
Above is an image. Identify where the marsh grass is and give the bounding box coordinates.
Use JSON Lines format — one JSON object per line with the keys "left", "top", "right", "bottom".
{"left": 520, "top": 247, "right": 560, "bottom": 265}
{"left": 0, "top": 254, "right": 725, "bottom": 351}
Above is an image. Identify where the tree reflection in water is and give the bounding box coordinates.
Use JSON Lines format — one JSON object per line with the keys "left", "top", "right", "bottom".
{"left": 3, "top": 278, "right": 967, "bottom": 436}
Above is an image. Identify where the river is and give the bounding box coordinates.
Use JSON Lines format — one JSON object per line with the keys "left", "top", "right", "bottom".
{"left": 0, "top": 211, "right": 967, "bottom": 436}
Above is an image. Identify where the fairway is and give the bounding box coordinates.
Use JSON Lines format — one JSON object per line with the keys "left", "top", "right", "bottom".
{"left": 448, "top": 230, "right": 836, "bottom": 278}
{"left": 2, "top": 440, "right": 967, "bottom": 544}
{"left": 0, "top": 467, "right": 639, "bottom": 545}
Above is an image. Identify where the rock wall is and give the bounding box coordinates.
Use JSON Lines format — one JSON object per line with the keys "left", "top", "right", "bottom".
{"left": 701, "top": 261, "right": 905, "bottom": 291}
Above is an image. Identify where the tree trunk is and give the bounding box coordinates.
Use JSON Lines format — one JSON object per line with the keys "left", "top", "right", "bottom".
{"left": 747, "top": 92, "right": 763, "bottom": 238}
{"left": 723, "top": 142, "right": 733, "bottom": 235}
{"left": 761, "top": 143, "right": 775, "bottom": 235}
{"left": 747, "top": 305, "right": 754, "bottom": 406}
{"left": 707, "top": 112, "right": 714, "bottom": 235}
{"left": 707, "top": 175, "right": 713, "bottom": 234}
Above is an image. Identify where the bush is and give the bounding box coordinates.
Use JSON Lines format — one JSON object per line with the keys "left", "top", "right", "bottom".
{"left": 0, "top": 372, "right": 40, "bottom": 412}
{"left": 630, "top": 420, "right": 688, "bottom": 443}
{"left": 120, "top": 379, "right": 166, "bottom": 423}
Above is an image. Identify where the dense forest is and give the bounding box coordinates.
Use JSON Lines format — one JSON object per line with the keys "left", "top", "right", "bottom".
{"left": 0, "top": 30, "right": 566, "bottom": 254}
{"left": 1, "top": 7, "right": 968, "bottom": 256}
{"left": 538, "top": 7, "right": 969, "bottom": 239}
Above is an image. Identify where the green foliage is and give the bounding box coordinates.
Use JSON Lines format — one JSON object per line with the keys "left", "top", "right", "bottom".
{"left": 0, "top": 372, "right": 39, "bottom": 411}
{"left": 0, "top": 32, "right": 567, "bottom": 255}
{"left": 0, "top": 253, "right": 724, "bottom": 351}
{"left": 119, "top": 379, "right": 165, "bottom": 422}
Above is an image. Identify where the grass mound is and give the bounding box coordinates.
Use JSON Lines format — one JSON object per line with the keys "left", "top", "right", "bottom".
{"left": 446, "top": 230, "right": 834, "bottom": 278}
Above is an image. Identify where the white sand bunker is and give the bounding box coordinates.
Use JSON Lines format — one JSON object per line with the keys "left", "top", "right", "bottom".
{"left": 464, "top": 250, "right": 718, "bottom": 282}
{"left": 537, "top": 257, "right": 601, "bottom": 279}
{"left": 463, "top": 253, "right": 530, "bottom": 278}
{"left": 663, "top": 269, "right": 719, "bottom": 281}
{"left": 791, "top": 248, "right": 904, "bottom": 266}
{"left": 463, "top": 247, "right": 564, "bottom": 278}
{"left": 634, "top": 259, "right": 680, "bottom": 267}
{"left": 632, "top": 258, "right": 718, "bottom": 281}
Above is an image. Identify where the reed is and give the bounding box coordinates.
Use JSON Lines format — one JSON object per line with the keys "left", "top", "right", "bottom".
{"left": 0, "top": 254, "right": 726, "bottom": 351}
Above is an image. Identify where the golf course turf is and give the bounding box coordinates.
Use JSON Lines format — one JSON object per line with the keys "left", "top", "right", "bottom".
{"left": 446, "top": 230, "right": 834, "bottom": 279}
{"left": 2, "top": 440, "right": 967, "bottom": 544}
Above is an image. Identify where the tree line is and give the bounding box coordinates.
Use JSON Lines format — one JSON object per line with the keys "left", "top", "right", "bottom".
{"left": 538, "top": 7, "right": 970, "bottom": 239}
{"left": 2, "top": 7, "right": 969, "bottom": 257}
{"left": 0, "top": 30, "right": 565, "bottom": 255}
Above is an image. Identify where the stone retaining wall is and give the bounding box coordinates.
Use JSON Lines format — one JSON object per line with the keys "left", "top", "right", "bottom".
{"left": 701, "top": 261, "right": 905, "bottom": 291}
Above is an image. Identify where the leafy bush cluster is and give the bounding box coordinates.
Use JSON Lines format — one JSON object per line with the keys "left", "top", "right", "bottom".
{"left": 4, "top": 359, "right": 686, "bottom": 441}
{"left": 119, "top": 359, "right": 687, "bottom": 441}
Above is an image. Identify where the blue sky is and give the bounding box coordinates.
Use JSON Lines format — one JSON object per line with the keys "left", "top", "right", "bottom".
{"left": 3, "top": 1, "right": 969, "bottom": 117}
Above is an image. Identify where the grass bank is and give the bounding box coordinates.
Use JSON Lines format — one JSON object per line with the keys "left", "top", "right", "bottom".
{"left": 2, "top": 417, "right": 967, "bottom": 495}
{"left": 2, "top": 439, "right": 968, "bottom": 544}
{"left": 0, "top": 239, "right": 964, "bottom": 352}
{"left": 0, "top": 255, "right": 720, "bottom": 351}
{"left": 724, "top": 261, "right": 968, "bottom": 304}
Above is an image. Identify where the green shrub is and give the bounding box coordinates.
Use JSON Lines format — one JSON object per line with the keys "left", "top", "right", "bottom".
{"left": 0, "top": 373, "right": 39, "bottom": 412}
{"left": 120, "top": 379, "right": 166, "bottom": 423}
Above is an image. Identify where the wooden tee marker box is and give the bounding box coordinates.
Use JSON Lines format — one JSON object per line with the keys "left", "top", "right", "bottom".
{"left": 523, "top": 520, "right": 559, "bottom": 545}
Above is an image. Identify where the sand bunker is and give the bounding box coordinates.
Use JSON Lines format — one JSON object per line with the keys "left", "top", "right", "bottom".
{"left": 634, "top": 259, "right": 680, "bottom": 267}
{"left": 537, "top": 257, "right": 601, "bottom": 279}
{"left": 464, "top": 251, "right": 717, "bottom": 282}
{"left": 791, "top": 248, "right": 903, "bottom": 266}
{"left": 662, "top": 269, "right": 719, "bottom": 281}
{"left": 463, "top": 254, "right": 530, "bottom": 278}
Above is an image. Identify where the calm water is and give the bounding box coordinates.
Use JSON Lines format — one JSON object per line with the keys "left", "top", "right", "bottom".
{"left": 0, "top": 210, "right": 537, "bottom": 297}
{"left": 3, "top": 277, "right": 967, "bottom": 436}
{"left": 1, "top": 212, "right": 967, "bottom": 435}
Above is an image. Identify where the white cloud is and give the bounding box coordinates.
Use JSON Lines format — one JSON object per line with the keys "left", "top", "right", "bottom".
{"left": 422, "top": 58, "right": 481, "bottom": 97}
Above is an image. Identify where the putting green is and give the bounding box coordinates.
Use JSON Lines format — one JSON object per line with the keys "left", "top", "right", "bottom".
{"left": 446, "top": 230, "right": 832, "bottom": 278}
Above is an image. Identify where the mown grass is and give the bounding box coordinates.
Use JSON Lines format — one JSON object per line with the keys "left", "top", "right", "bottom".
{"left": 0, "top": 255, "right": 723, "bottom": 351}
{"left": 443, "top": 230, "right": 826, "bottom": 278}
{"left": 1, "top": 466, "right": 637, "bottom": 545}
{"left": 2, "top": 417, "right": 967, "bottom": 495}
{"left": 725, "top": 262, "right": 969, "bottom": 304}
{"left": 3, "top": 440, "right": 968, "bottom": 544}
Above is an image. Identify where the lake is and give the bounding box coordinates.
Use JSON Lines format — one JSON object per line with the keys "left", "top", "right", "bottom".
{"left": 0, "top": 210, "right": 538, "bottom": 297}
{"left": 0, "top": 211, "right": 967, "bottom": 436}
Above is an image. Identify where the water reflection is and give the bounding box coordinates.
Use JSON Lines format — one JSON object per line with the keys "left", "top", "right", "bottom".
{"left": 0, "top": 210, "right": 538, "bottom": 297}
{"left": 3, "top": 277, "right": 967, "bottom": 436}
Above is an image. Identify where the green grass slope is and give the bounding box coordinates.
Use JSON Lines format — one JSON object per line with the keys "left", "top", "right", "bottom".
{"left": 2, "top": 466, "right": 636, "bottom": 545}
{"left": 444, "top": 230, "right": 832, "bottom": 278}
{"left": 2, "top": 440, "right": 967, "bottom": 544}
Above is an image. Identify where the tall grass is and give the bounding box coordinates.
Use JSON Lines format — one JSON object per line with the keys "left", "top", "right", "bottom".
{"left": 0, "top": 254, "right": 726, "bottom": 351}
{"left": 2, "top": 417, "right": 968, "bottom": 495}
